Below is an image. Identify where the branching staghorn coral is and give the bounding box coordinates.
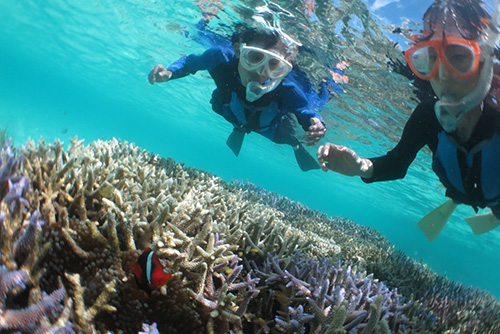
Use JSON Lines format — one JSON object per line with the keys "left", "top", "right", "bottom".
{"left": 243, "top": 253, "right": 431, "bottom": 333}
{"left": 230, "top": 179, "right": 390, "bottom": 267}
{"left": 232, "top": 180, "right": 500, "bottom": 333}
{"left": 8, "top": 137, "right": 499, "bottom": 334}
{"left": 22, "top": 138, "right": 205, "bottom": 334}
{"left": 0, "top": 142, "right": 73, "bottom": 333}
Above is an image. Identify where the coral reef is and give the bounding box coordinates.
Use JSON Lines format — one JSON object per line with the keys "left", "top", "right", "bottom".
{"left": 231, "top": 180, "right": 500, "bottom": 333}
{"left": 0, "top": 142, "right": 73, "bottom": 333}
{"left": 229, "top": 180, "right": 393, "bottom": 268}
{"left": 0, "top": 137, "right": 497, "bottom": 333}
{"left": 244, "top": 253, "right": 432, "bottom": 333}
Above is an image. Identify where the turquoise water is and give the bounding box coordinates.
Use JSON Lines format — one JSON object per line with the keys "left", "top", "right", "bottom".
{"left": 1, "top": 0, "right": 499, "bottom": 299}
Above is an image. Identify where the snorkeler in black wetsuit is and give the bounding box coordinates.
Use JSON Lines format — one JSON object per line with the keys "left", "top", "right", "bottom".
{"left": 364, "top": 99, "right": 500, "bottom": 215}
{"left": 317, "top": 0, "right": 500, "bottom": 240}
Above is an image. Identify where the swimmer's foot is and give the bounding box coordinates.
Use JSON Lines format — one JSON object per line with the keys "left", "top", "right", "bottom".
{"left": 465, "top": 212, "right": 500, "bottom": 234}
{"left": 294, "top": 143, "right": 320, "bottom": 171}
{"left": 417, "top": 199, "right": 457, "bottom": 242}
{"left": 226, "top": 128, "right": 245, "bottom": 156}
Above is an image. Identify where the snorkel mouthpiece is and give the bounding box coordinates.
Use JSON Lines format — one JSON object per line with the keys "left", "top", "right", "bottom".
{"left": 245, "top": 79, "right": 280, "bottom": 102}
{"left": 246, "top": 81, "right": 267, "bottom": 102}
{"left": 434, "top": 99, "right": 468, "bottom": 132}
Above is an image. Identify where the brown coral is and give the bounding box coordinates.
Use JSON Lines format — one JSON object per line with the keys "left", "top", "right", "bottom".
{"left": 0, "top": 143, "right": 72, "bottom": 333}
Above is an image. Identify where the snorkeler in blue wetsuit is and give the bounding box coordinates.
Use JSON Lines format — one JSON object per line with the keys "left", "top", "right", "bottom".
{"left": 318, "top": 0, "right": 500, "bottom": 240}
{"left": 149, "top": 25, "right": 335, "bottom": 171}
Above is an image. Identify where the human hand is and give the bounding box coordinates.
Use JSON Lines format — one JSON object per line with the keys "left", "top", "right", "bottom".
{"left": 336, "top": 60, "right": 350, "bottom": 70}
{"left": 305, "top": 117, "right": 326, "bottom": 146}
{"left": 317, "top": 143, "right": 373, "bottom": 177}
{"left": 194, "top": 0, "right": 223, "bottom": 21}
{"left": 148, "top": 65, "right": 172, "bottom": 85}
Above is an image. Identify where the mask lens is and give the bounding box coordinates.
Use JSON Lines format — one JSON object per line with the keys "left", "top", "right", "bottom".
{"left": 444, "top": 44, "right": 475, "bottom": 75}
{"left": 245, "top": 50, "right": 266, "bottom": 66}
{"left": 410, "top": 45, "right": 438, "bottom": 79}
{"left": 267, "top": 58, "right": 289, "bottom": 78}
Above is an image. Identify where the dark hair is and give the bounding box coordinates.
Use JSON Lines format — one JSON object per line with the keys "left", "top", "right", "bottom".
{"left": 231, "top": 25, "right": 280, "bottom": 49}
{"left": 414, "top": 0, "right": 490, "bottom": 43}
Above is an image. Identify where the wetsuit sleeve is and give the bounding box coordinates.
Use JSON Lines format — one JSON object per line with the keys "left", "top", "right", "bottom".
{"left": 362, "top": 102, "right": 433, "bottom": 183}
{"left": 281, "top": 83, "right": 324, "bottom": 131}
{"left": 167, "top": 46, "right": 233, "bottom": 80}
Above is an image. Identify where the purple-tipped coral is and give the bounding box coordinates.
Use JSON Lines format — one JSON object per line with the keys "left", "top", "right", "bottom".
{"left": 0, "top": 267, "right": 68, "bottom": 332}
{"left": 243, "top": 253, "right": 431, "bottom": 333}
{"left": 0, "top": 286, "right": 64, "bottom": 331}
{"left": 0, "top": 266, "right": 28, "bottom": 306}
{"left": 0, "top": 142, "right": 25, "bottom": 204}
{"left": 138, "top": 323, "right": 160, "bottom": 334}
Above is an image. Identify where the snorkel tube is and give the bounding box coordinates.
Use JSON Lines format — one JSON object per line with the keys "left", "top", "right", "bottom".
{"left": 435, "top": 1, "right": 500, "bottom": 133}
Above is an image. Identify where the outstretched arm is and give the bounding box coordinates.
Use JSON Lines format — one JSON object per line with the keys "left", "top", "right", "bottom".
{"left": 148, "top": 46, "right": 232, "bottom": 85}
{"left": 317, "top": 143, "right": 373, "bottom": 177}
{"left": 318, "top": 101, "right": 434, "bottom": 181}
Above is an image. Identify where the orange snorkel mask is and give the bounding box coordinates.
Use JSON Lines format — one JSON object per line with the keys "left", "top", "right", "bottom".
{"left": 405, "top": 38, "right": 481, "bottom": 80}
{"left": 405, "top": 2, "right": 499, "bottom": 133}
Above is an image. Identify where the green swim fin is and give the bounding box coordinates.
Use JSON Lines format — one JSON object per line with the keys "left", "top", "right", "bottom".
{"left": 226, "top": 129, "right": 245, "bottom": 157}
{"left": 294, "top": 143, "right": 320, "bottom": 171}
{"left": 417, "top": 199, "right": 457, "bottom": 242}
{"left": 465, "top": 212, "right": 500, "bottom": 234}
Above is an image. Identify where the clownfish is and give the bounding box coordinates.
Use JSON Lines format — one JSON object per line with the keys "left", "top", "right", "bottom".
{"left": 131, "top": 248, "right": 172, "bottom": 296}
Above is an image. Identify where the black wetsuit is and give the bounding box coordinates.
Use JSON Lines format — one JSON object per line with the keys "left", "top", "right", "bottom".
{"left": 363, "top": 99, "right": 500, "bottom": 215}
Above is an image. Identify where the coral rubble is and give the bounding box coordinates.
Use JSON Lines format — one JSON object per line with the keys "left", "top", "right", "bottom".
{"left": 0, "top": 137, "right": 497, "bottom": 333}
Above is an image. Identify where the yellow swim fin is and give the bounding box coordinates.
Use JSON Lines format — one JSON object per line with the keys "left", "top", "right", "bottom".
{"left": 417, "top": 199, "right": 457, "bottom": 242}
{"left": 465, "top": 212, "right": 500, "bottom": 235}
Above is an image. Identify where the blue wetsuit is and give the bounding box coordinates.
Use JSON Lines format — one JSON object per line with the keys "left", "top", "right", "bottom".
{"left": 363, "top": 99, "right": 500, "bottom": 217}
{"left": 166, "top": 45, "right": 327, "bottom": 143}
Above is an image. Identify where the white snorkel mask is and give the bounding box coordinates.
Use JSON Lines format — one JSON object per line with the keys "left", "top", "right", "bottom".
{"left": 242, "top": 1, "right": 301, "bottom": 102}
{"left": 240, "top": 44, "right": 293, "bottom": 102}
{"left": 434, "top": 3, "right": 500, "bottom": 132}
